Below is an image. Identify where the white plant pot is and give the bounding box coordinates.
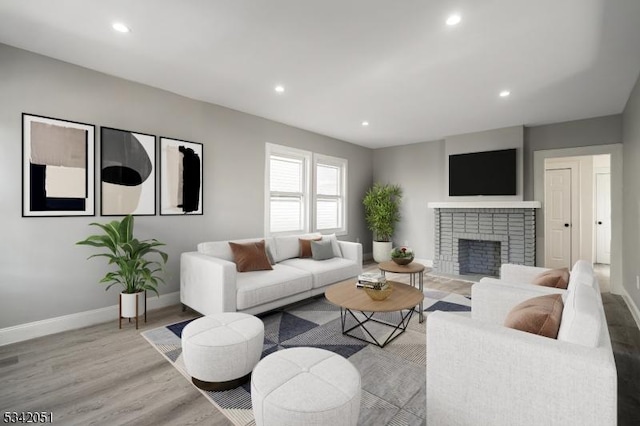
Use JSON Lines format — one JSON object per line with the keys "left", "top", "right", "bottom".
{"left": 373, "top": 241, "right": 393, "bottom": 263}
{"left": 120, "top": 291, "right": 145, "bottom": 318}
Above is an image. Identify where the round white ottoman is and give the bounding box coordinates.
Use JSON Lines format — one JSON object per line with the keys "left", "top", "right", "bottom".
{"left": 182, "top": 312, "right": 264, "bottom": 391}
{"left": 251, "top": 347, "right": 361, "bottom": 426}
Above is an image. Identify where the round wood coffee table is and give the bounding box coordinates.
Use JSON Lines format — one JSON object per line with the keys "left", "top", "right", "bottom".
{"left": 325, "top": 280, "right": 423, "bottom": 348}
{"left": 378, "top": 261, "right": 430, "bottom": 323}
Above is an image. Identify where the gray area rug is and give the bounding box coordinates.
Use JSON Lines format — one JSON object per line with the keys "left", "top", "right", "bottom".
{"left": 142, "top": 276, "right": 473, "bottom": 426}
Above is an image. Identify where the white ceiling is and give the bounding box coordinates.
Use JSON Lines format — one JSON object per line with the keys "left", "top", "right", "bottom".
{"left": 1, "top": 0, "right": 639, "bottom": 148}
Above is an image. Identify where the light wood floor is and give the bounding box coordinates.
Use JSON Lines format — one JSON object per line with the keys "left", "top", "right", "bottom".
{"left": 0, "top": 306, "right": 232, "bottom": 426}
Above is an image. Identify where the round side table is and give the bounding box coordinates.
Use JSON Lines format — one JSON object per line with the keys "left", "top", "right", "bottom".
{"left": 378, "top": 261, "right": 430, "bottom": 322}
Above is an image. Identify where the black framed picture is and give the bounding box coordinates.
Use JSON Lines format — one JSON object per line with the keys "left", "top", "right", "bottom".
{"left": 22, "top": 113, "right": 96, "bottom": 217}
{"left": 100, "top": 127, "right": 156, "bottom": 216}
{"left": 159, "top": 137, "right": 203, "bottom": 215}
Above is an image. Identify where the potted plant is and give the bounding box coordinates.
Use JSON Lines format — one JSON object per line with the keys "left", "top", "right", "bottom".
{"left": 362, "top": 183, "right": 402, "bottom": 263}
{"left": 391, "top": 246, "right": 414, "bottom": 265}
{"left": 77, "top": 215, "right": 168, "bottom": 327}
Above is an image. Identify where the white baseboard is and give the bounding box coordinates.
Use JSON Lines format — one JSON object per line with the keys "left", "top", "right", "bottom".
{"left": 619, "top": 286, "right": 640, "bottom": 330}
{"left": 0, "top": 291, "right": 180, "bottom": 347}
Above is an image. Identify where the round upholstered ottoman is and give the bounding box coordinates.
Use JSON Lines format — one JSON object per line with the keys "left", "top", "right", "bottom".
{"left": 251, "top": 347, "right": 361, "bottom": 426}
{"left": 182, "top": 312, "right": 264, "bottom": 391}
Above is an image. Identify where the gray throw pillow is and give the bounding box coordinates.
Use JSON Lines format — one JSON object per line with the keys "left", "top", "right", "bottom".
{"left": 311, "top": 239, "right": 334, "bottom": 261}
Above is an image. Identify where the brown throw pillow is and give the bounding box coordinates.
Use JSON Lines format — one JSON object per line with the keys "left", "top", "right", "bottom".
{"left": 532, "top": 268, "right": 570, "bottom": 289}
{"left": 228, "top": 240, "right": 273, "bottom": 272}
{"left": 504, "top": 294, "right": 564, "bottom": 339}
{"left": 299, "top": 237, "right": 322, "bottom": 258}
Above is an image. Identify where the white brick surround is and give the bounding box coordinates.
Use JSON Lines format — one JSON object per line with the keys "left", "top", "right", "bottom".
{"left": 434, "top": 208, "right": 536, "bottom": 276}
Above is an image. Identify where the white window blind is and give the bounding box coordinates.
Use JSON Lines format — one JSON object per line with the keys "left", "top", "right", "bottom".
{"left": 266, "top": 146, "right": 310, "bottom": 234}
{"left": 315, "top": 156, "right": 347, "bottom": 233}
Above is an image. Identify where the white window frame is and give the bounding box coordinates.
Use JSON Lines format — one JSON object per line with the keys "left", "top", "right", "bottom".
{"left": 265, "top": 144, "right": 348, "bottom": 237}
{"left": 313, "top": 153, "right": 348, "bottom": 235}
{"left": 265, "top": 143, "right": 312, "bottom": 236}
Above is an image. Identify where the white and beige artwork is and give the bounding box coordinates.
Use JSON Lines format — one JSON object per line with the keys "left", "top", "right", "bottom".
{"left": 22, "top": 114, "right": 95, "bottom": 217}
{"left": 160, "top": 137, "right": 202, "bottom": 215}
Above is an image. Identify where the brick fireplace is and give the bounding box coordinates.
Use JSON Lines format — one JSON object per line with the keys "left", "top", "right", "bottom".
{"left": 428, "top": 202, "right": 540, "bottom": 276}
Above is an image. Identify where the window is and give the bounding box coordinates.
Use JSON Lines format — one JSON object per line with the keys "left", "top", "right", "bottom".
{"left": 314, "top": 154, "right": 347, "bottom": 233}
{"left": 265, "top": 144, "right": 347, "bottom": 236}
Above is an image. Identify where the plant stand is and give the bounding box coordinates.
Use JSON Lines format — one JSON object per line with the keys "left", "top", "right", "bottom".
{"left": 119, "top": 290, "right": 147, "bottom": 330}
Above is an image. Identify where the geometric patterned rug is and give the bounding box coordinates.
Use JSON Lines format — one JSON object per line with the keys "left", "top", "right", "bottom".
{"left": 142, "top": 280, "right": 472, "bottom": 426}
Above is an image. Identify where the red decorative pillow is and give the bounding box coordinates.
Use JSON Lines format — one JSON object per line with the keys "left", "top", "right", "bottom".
{"left": 299, "top": 237, "right": 322, "bottom": 258}
{"left": 532, "top": 268, "right": 570, "bottom": 289}
{"left": 504, "top": 294, "right": 564, "bottom": 339}
{"left": 228, "top": 240, "right": 273, "bottom": 272}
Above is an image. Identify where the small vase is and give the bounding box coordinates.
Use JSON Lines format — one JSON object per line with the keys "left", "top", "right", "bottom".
{"left": 392, "top": 256, "right": 414, "bottom": 266}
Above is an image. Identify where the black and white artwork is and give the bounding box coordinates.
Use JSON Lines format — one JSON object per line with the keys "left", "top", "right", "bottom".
{"left": 22, "top": 113, "right": 95, "bottom": 217}
{"left": 100, "top": 127, "right": 156, "bottom": 216}
{"left": 159, "top": 137, "right": 203, "bottom": 215}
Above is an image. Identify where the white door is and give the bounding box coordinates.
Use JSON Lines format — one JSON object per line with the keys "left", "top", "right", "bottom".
{"left": 545, "top": 169, "right": 572, "bottom": 268}
{"left": 595, "top": 173, "right": 611, "bottom": 264}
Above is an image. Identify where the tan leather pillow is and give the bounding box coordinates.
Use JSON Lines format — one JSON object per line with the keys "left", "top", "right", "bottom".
{"left": 504, "top": 294, "right": 564, "bottom": 338}
{"left": 299, "top": 237, "right": 322, "bottom": 258}
{"left": 228, "top": 240, "right": 273, "bottom": 272}
{"left": 531, "top": 268, "right": 570, "bottom": 289}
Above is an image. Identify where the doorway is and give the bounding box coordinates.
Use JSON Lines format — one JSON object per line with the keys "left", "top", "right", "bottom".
{"left": 534, "top": 144, "right": 622, "bottom": 295}
{"left": 543, "top": 154, "right": 611, "bottom": 290}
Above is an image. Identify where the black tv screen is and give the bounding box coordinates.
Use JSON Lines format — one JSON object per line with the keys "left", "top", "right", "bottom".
{"left": 449, "top": 148, "right": 517, "bottom": 196}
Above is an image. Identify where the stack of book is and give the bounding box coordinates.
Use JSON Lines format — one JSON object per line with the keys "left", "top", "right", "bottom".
{"left": 356, "top": 272, "right": 389, "bottom": 290}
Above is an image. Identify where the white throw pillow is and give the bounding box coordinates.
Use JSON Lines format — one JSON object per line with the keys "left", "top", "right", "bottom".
{"left": 322, "top": 233, "right": 343, "bottom": 258}
{"left": 557, "top": 284, "right": 602, "bottom": 347}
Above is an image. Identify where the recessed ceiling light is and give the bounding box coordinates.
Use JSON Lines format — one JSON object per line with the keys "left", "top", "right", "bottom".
{"left": 446, "top": 14, "right": 461, "bottom": 26}
{"left": 499, "top": 90, "right": 511, "bottom": 97}
{"left": 362, "top": 121, "right": 369, "bottom": 127}
{"left": 112, "top": 22, "right": 130, "bottom": 33}
{"left": 274, "top": 85, "right": 285, "bottom": 93}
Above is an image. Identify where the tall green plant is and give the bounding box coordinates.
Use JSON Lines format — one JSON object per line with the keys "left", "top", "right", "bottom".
{"left": 77, "top": 215, "right": 168, "bottom": 295}
{"left": 362, "top": 183, "right": 402, "bottom": 242}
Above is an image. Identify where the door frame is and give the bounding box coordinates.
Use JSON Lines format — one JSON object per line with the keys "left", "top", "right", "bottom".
{"left": 534, "top": 144, "right": 622, "bottom": 295}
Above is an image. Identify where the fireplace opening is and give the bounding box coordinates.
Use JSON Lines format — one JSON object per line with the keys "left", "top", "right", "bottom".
{"left": 458, "top": 239, "right": 501, "bottom": 276}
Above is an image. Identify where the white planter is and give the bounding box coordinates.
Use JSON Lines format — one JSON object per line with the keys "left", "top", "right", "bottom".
{"left": 120, "top": 291, "right": 145, "bottom": 318}
{"left": 372, "top": 241, "right": 393, "bottom": 263}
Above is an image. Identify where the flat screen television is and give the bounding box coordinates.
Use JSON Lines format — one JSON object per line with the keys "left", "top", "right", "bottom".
{"left": 449, "top": 148, "right": 517, "bottom": 196}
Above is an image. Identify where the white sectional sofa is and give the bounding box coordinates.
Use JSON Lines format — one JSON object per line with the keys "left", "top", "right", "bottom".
{"left": 426, "top": 261, "right": 617, "bottom": 426}
{"left": 180, "top": 233, "right": 362, "bottom": 316}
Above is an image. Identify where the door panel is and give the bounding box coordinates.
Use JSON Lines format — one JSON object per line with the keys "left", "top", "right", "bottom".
{"left": 596, "top": 173, "right": 611, "bottom": 264}
{"left": 545, "top": 169, "right": 571, "bottom": 268}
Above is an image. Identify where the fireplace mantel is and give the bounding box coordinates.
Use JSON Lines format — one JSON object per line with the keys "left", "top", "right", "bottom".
{"left": 428, "top": 201, "right": 541, "bottom": 209}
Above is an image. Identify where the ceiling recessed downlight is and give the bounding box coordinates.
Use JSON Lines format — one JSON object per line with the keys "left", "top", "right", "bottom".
{"left": 362, "top": 121, "right": 369, "bottom": 127}
{"left": 499, "top": 90, "right": 511, "bottom": 97}
{"left": 274, "top": 85, "right": 285, "bottom": 93}
{"left": 446, "top": 14, "right": 461, "bottom": 26}
{"left": 112, "top": 22, "right": 130, "bottom": 33}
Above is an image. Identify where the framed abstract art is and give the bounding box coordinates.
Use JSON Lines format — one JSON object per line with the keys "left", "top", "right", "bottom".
{"left": 22, "top": 113, "right": 96, "bottom": 217}
{"left": 159, "top": 137, "right": 203, "bottom": 215}
{"left": 100, "top": 127, "right": 156, "bottom": 216}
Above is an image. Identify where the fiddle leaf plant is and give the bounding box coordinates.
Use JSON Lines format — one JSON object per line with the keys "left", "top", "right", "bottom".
{"left": 76, "top": 215, "right": 168, "bottom": 296}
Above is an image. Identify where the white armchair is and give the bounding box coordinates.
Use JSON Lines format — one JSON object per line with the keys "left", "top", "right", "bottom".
{"left": 426, "top": 278, "right": 617, "bottom": 426}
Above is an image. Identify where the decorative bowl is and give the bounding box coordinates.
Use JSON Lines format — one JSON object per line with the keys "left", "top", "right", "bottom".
{"left": 364, "top": 285, "right": 393, "bottom": 301}
{"left": 392, "top": 256, "right": 414, "bottom": 266}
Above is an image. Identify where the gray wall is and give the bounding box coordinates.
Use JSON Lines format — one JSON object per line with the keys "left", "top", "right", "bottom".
{"left": 0, "top": 44, "right": 373, "bottom": 328}
{"left": 622, "top": 72, "right": 640, "bottom": 310}
{"left": 372, "top": 141, "right": 445, "bottom": 261}
{"left": 523, "top": 115, "right": 623, "bottom": 199}
{"left": 372, "top": 117, "right": 623, "bottom": 268}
